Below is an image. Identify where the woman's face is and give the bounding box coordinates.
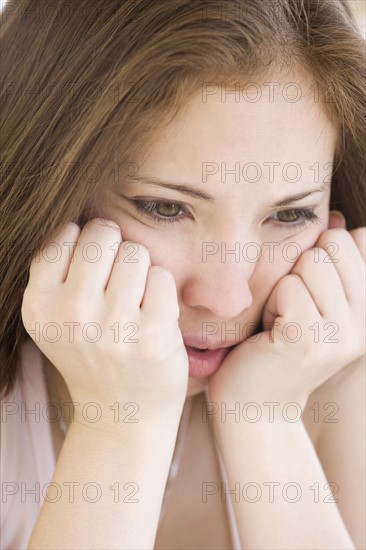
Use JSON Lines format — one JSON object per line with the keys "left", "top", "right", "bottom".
{"left": 98, "top": 76, "right": 338, "bottom": 397}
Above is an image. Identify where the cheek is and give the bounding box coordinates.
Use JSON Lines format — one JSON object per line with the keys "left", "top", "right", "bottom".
{"left": 149, "top": 245, "right": 187, "bottom": 288}
{"left": 99, "top": 200, "right": 329, "bottom": 312}
{"left": 250, "top": 224, "right": 327, "bottom": 303}
{"left": 97, "top": 202, "right": 192, "bottom": 290}
{"left": 109, "top": 214, "right": 187, "bottom": 281}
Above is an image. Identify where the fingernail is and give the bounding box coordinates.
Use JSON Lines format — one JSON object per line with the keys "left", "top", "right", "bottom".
{"left": 329, "top": 210, "right": 346, "bottom": 226}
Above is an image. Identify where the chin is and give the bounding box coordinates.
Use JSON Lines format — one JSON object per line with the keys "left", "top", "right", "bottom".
{"left": 187, "top": 375, "right": 208, "bottom": 397}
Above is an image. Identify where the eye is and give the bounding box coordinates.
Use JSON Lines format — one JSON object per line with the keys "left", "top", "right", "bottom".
{"left": 131, "top": 200, "right": 190, "bottom": 225}
{"left": 270, "top": 207, "right": 321, "bottom": 230}
{"left": 153, "top": 202, "right": 182, "bottom": 217}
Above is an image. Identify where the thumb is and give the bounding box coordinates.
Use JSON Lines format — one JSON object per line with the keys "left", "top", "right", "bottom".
{"left": 328, "top": 210, "right": 347, "bottom": 230}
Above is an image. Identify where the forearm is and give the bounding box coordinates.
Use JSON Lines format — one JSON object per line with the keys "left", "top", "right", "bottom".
{"left": 213, "top": 417, "right": 355, "bottom": 550}
{"left": 27, "top": 408, "right": 183, "bottom": 550}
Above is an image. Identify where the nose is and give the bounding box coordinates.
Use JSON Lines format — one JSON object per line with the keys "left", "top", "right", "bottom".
{"left": 181, "top": 242, "right": 256, "bottom": 319}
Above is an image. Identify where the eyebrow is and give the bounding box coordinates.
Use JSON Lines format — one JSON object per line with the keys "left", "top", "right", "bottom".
{"left": 131, "top": 176, "right": 214, "bottom": 201}
{"left": 273, "top": 185, "right": 329, "bottom": 207}
{"left": 130, "top": 175, "right": 329, "bottom": 207}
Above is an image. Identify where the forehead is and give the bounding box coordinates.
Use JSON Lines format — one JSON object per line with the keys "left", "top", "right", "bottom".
{"left": 138, "top": 72, "right": 338, "bottom": 189}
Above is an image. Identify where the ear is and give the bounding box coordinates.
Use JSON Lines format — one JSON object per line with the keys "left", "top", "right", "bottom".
{"left": 328, "top": 210, "right": 346, "bottom": 230}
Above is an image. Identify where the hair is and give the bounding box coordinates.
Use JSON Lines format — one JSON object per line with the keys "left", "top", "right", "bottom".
{"left": 1, "top": 0, "right": 365, "bottom": 399}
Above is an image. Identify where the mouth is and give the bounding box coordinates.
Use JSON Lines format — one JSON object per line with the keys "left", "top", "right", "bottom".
{"left": 181, "top": 321, "right": 263, "bottom": 378}
{"left": 184, "top": 344, "right": 234, "bottom": 378}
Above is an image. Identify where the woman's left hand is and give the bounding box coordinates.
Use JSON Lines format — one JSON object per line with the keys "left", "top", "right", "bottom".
{"left": 207, "top": 215, "right": 365, "bottom": 409}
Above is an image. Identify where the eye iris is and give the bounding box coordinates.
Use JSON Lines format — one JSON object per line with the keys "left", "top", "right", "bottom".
{"left": 156, "top": 203, "right": 181, "bottom": 217}
{"left": 279, "top": 210, "right": 299, "bottom": 222}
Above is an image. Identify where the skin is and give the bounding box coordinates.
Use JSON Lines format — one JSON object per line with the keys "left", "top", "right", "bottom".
{"left": 30, "top": 71, "right": 365, "bottom": 548}
{"left": 97, "top": 73, "right": 338, "bottom": 398}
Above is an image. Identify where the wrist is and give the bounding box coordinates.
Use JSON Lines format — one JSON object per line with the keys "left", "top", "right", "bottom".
{"left": 67, "top": 404, "right": 184, "bottom": 451}
{"left": 64, "top": 396, "right": 185, "bottom": 438}
{"left": 206, "top": 396, "right": 307, "bottom": 448}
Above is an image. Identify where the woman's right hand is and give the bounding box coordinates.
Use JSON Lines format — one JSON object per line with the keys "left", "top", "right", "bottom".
{"left": 21, "top": 218, "right": 189, "bottom": 429}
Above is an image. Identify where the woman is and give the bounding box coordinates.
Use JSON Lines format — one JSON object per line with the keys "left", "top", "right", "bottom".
{"left": 1, "top": 0, "right": 365, "bottom": 548}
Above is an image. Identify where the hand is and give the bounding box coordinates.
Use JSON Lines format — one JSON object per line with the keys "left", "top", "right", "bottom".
{"left": 21, "top": 218, "right": 189, "bottom": 427}
{"left": 208, "top": 212, "right": 365, "bottom": 408}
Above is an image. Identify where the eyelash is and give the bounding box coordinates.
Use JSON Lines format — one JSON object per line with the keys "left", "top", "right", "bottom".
{"left": 133, "top": 200, "right": 190, "bottom": 225}
{"left": 131, "top": 200, "right": 321, "bottom": 230}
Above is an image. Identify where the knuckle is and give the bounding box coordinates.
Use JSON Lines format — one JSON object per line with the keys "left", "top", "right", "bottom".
{"left": 150, "top": 265, "right": 174, "bottom": 281}
{"left": 134, "top": 243, "right": 151, "bottom": 263}
{"left": 137, "top": 321, "right": 169, "bottom": 362}
{"left": 119, "top": 241, "right": 150, "bottom": 264}
{"left": 278, "top": 273, "right": 300, "bottom": 291}
{"left": 88, "top": 218, "right": 121, "bottom": 233}
{"left": 317, "top": 228, "right": 347, "bottom": 248}
{"left": 297, "top": 249, "right": 316, "bottom": 265}
{"left": 68, "top": 221, "right": 80, "bottom": 229}
{"left": 57, "top": 221, "right": 80, "bottom": 237}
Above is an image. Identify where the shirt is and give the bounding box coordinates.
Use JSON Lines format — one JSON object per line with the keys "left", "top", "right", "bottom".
{"left": 0, "top": 338, "right": 242, "bottom": 549}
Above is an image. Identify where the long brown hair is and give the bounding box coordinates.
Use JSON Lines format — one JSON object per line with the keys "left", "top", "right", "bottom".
{"left": 1, "top": 0, "right": 365, "bottom": 399}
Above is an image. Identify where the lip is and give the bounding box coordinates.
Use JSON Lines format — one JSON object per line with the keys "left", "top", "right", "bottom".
{"left": 183, "top": 337, "right": 238, "bottom": 351}
{"left": 185, "top": 344, "right": 233, "bottom": 378}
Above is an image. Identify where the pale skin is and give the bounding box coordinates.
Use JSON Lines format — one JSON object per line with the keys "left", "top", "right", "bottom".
{"left": 23, "top": 72, "right": 365, "bottom": 549}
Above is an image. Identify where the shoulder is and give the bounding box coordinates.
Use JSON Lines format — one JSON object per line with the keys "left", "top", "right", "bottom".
{"left": 0, "top": 339, "right": 59, "bottom": 550}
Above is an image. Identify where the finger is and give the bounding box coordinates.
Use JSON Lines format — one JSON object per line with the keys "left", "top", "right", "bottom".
{"left": 290, "top": 247, "right": 348, "bottom": 318}
{"left": 141, "top": 266, "right": 179, "bottom": 321}
{"left": 66, "top": 218, "right": 122, "bottom": 294}
{"left": 262, "top": 273, "right": 320, "bottom": 330}
{"left": 328, "top": 210, "right": 346, "bottom": 229}
{"left": 105, "top": 242, "right": 151, "bottom": 312}
{"left": 316, "top": 228, "right": 365, "bottom": 304}
{"left": 28, "top": 222, "right": 81, "bottom": 290}
{"left": 349, "top": 227, "right": 366, "bottom": 262}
